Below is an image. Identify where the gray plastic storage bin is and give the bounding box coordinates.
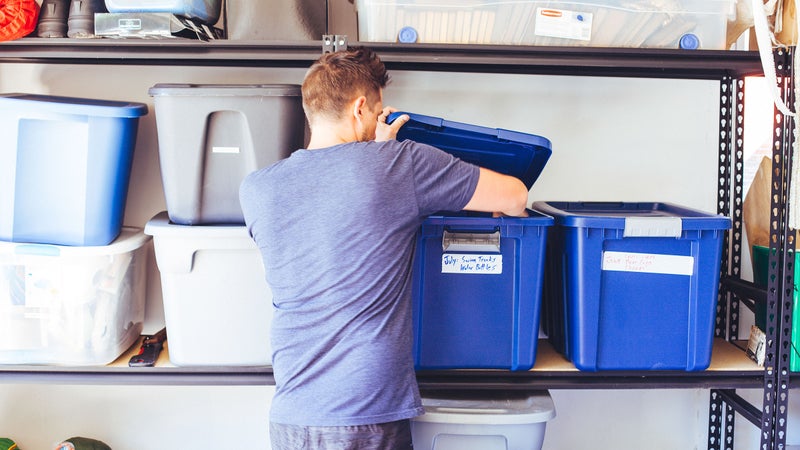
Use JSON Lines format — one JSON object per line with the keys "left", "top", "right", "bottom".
{"left": 412, "top": 390, "right": 556, "bottom": 450}
{"left": 148, "top": 84, "right": 304, "bottom": 225}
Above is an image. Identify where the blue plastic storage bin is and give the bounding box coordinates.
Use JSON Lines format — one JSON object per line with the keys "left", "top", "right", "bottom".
{"left": 413, "top": 211, "right": 553, "bottom": 370}
{"left": 0, "top": 93, "right": 147, "bottom": 246}
{"left": 530, "top": 201, "right": 731, "bottom": 371}
{"left": 390, "top": 112, "right": 554, "bottom": 371}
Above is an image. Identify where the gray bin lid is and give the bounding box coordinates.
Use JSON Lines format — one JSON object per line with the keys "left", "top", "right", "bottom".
{"left": 415, "top": 390, "right": 556, "bottom": 425}
{"left": 148, "top": 83, "right": 301, "bottom": 97}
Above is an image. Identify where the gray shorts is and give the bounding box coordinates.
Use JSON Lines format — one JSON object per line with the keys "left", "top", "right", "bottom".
{"left": 270, "top": 419, "right": 413, "bottom": 450}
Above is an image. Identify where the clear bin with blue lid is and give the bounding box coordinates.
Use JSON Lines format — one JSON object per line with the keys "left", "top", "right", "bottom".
{"left": 356, "top": 0, "right": 733, "bottom": 49}
{"left": 530, "top": 201, "right": 731, "bottom": 371}
{"left": 0, "top": 93, "right": 147, "bottom": 246}
{"left": 389, "top": 111, "right": 553, "bottom": 370}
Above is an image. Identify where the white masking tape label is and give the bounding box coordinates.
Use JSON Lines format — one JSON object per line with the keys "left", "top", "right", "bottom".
{"left": 118, "top": 18, "right": 142, "bottom": 30}
{"left": 535, "top": 8, "right": 592, "bottom": 41}
{"left": 602, "top": 251, "right": 694, "bottom": 275}
{"left": 442, "top": 254, "right": 502, "bottom": 275}
{"left": 212, "top": 146, "right": 240, "bottom": 154}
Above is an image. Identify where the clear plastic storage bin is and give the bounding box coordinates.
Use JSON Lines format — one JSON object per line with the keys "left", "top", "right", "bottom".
{"left": 356, "top": 0, "right": 734, "bottom": 49}
{"left": 0, "top": 228, "right": 149, "bottom": 365}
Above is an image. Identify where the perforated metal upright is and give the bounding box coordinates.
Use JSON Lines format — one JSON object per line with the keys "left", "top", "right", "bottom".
{"left": 709, "top": 47, "right": 797, "bottom": 450}
{"left": 759, "top": 46, "right": 796, "bottom": 450}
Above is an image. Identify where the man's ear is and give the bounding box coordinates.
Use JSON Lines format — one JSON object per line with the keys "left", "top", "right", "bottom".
{"left": 352, "top": 95, "right": 368, "bottom": 121}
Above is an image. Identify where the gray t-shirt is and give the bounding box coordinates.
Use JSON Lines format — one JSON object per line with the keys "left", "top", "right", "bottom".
{"left": 239, "top": 139, "right": 479, "bottom": 427}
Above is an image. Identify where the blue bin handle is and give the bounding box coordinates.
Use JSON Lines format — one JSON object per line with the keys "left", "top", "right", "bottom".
{"left": 442, "top": 230, "right": 501, "bottom": 253}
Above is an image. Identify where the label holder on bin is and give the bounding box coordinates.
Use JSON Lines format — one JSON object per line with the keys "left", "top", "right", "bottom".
{"left": 442, "top": 230, "right": 501, "bottom": 253}
{"left": 623, "top": 217, "right": 683, "bottom": 237}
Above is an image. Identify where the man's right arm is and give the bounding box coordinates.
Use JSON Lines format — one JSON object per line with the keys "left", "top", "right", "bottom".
{"left": 463, "top": 167, "right": 529, "bottom": 217}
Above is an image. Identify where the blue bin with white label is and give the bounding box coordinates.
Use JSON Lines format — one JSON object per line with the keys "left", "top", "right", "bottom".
{"left": 530, "top": 201, "right": 731, "bottom": 371}
{"left": 388, "top": 112, "right": 553, "bottom": 371}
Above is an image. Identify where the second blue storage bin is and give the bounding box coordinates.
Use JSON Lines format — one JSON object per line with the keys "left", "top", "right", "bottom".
{"left": 531, "top": 201, "right": 731, "bottom": 371}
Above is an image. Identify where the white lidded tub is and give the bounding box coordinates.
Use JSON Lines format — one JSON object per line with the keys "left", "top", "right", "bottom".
{"left": 412, "top": 390, "right": 556, "bottom": 450}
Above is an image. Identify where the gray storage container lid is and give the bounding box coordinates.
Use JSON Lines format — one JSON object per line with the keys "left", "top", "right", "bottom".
{"left": 148, "top": 83, "right": 301, "bottom": 97}
{"left": 416, "top": 390, "right": 556, "bottom": 425}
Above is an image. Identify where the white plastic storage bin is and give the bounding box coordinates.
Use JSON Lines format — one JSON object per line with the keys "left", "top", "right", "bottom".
{"left": 144, "top": 212, "right": 273, "bottom": 366}
{"left": 104, "top": 0, "right": 222, "bottom": 24}
{"left": 0, "top": 93, "right": 147, "bottom": 246}
{"left": 412, "top": 390, "right": 556, "bottom": 450}
{"left": 356, "top": 0, "right": 733, "bottom": 49}
{"left": 0, "top": 228, "right": 149, "bottom": 365}
{"left": 148, "top": 84, "right": 305, "bottom": 226}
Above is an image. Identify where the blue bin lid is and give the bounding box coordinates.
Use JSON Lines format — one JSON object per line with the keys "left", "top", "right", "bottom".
{"left": 530, "top": 201, "right": 731, "bottom": 231}
{"left": 387, "top": 111, "right": 552, "bottom": 189}
{"left": 0, "top": 93, "right": 148, "bottom": 118}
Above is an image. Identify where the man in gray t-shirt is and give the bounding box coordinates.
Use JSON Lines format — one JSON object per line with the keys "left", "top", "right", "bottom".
{"left": 240, "top": 46, "right": 529, "bottom": 450}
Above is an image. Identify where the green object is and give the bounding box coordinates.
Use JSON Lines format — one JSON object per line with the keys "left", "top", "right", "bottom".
{"left": 55, "top": 437, "right": 111, "bottom": 450}
{"left": 753, "top": 245, "right": 800, "bottom": 371}
{"left": 0, "top": 438, "right": 19, "bottom": 450}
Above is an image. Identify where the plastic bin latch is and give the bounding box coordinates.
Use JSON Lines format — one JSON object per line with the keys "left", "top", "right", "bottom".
{"left": 442, "top": 230, "right": 501, "bottom": 252}
{"left": 623, "top": 217, "right": 683, "bottom": 238}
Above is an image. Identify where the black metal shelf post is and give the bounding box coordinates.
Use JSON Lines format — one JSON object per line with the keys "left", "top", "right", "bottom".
{"left": 709, "top": 69, "right": 747, "bottom": 450}
{"left": 759, "top": 46, "right": 797, "bottom": 450}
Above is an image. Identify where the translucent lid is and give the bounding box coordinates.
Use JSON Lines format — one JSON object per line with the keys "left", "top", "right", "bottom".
{"left": 415, "top": 390, "right": 556, "bottom": 425}
{"left": 0, "top": 227, "right": 149, "bottom": 257}
{"left": 0, "top": 93, "right": 148, "bottom": 118}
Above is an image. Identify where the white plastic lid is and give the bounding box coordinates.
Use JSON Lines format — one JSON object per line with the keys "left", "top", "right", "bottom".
{"left": 144, "top": 211, "right": 252, "bottom": 240}
{"left": 415, "top": 390, "right": 556, "bottom": 425}
{"left": 1, "top": 227, "right": 149, "bottom": 257}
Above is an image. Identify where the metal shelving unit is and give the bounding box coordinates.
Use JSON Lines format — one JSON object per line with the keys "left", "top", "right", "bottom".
{"left": 0, "top": 38, "right": 791, "bottom": 449}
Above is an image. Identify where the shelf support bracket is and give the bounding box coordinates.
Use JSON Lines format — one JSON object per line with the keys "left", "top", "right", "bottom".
{"left": 322, "top": 35, "right": 348, "bottom": 53}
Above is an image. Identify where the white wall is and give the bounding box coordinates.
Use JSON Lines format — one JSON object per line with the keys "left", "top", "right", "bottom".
{"left": 0, "top": 59, "right": 783, "bottom": 448}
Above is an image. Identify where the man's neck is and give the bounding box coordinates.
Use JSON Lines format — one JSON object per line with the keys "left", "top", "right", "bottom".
{"left": 307, "top": 121, "right": 359, "bottom": 150}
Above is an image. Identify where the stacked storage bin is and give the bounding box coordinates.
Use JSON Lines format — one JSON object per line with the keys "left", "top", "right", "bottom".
{"left": 355, "top": 0, "right": 734, "bottom": 50}
{"left": 388, "top": 112, "right": 553, "bottom": 371}
{"left": 145, "top": 84, "right": 305, "bottom": 366}
{"left": 413, "top": 390, "right": 556, "bottom": 450}
{"left": 0, "top": 93, "right": 150, "bottom": 365}
{"left": 531, "top": 201, "right": 731, "bottom": 371}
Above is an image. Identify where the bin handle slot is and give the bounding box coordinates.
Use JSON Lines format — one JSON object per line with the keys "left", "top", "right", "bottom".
{"left": 442, "top": 230, "right": 501, "bottom": 252}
